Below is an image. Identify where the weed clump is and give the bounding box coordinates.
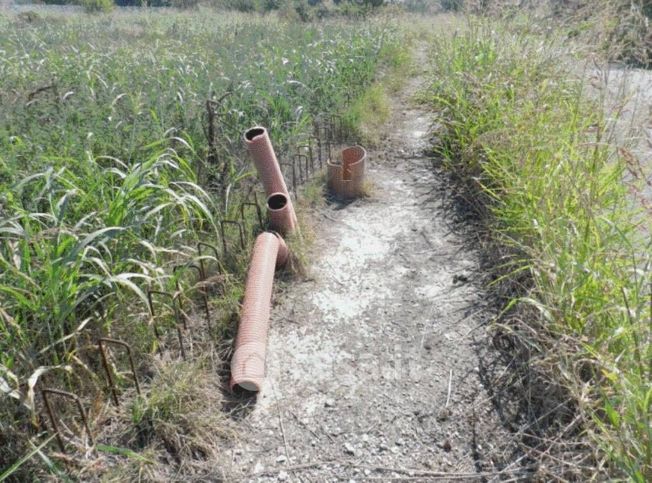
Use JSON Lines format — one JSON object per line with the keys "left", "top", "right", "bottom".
{"left": 97, "top": 357, "right": 235, "bottom": 481}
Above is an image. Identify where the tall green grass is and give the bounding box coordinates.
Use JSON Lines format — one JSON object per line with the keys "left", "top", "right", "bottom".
{"left": 427, "top": 20, "right": 651, "bottom": 481}
{"left": 0, "top": 8, "right": 401, "bottom": 478}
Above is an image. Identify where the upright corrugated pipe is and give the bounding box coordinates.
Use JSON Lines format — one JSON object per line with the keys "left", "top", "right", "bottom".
{"left": 230, "top": 232, "right": 289, "bottom": 392}
{"left": 244, "top": 127, "right": 297, "bottom": 233}
{"left": 327, "top": 145, "right": 366, "bottom": 199}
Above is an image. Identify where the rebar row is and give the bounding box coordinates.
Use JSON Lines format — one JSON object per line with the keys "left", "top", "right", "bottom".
{"left": 38, "top": 189, "right": 270, "bottom": 453}
{"left": 281, "top": 114, "right": 349, "bottom": 200}
{"left": 35, "top": 110, "right": 349, "bottom": 455}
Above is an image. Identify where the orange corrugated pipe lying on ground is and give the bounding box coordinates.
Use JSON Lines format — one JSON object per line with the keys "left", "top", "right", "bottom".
{"left": 230, "top": 231, "right": 289, "bottom": 392}
{"left": 244, "top": 127, "right": 297, "bottom": 234}
{"left": 327, "top": 145, "right": 366, "bottom": 199}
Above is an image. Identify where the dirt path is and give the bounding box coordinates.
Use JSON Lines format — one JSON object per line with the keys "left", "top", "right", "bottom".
{"left": 227, "top": 48, "right": 516, "bottom": 482}
{"left": 592, "top": 65, "right": 652, "bottom": 208}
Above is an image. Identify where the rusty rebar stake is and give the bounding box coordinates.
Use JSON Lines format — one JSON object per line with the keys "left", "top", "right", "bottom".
{"left": 289, "top": 161, "right": 297, "bottom": 195}
{"left": 98, "top": 338, "right": 141, "bottom": 407}
{"left": 42, "top": 388, "right": 94, "bottom": 453}
{"left": 220, "top": 219, "right": 245, "bottom": 255}
{"left": 297, "top": 153, "right": 310, "bottom": 178}
{"left": 174, "top": 263, "right": 211, "bottom": 329}
{"left": 299, "top": 140, "right": 316, "bottom": 171}
{"left": 331, "top": 113, "right": 344, "bottom": 142}
{"left": 240, "top": 201, "right": 264, "bottom": 231}
{"left": 147, "top": 289, "right": 187, "bottom": 360}
{"left": 197, "top": 241, "right": 220, "bottom": 280}
{"left": 326, "top": 137, "right": 332, "bottom": 162}
{"left": 294, "top": 154, "right": 305, "bottom": 183}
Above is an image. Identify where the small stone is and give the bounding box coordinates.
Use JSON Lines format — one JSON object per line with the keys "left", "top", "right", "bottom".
{"left": 379, "top": 442, "right": 389, "bottom": 451}
{"left": 325, "top": 399, "right": 335, "bottom": 408}
{"left": 278, "top": 470, "right": 289, "bottom": 481}
{"left": 344, "top": 442, "right": 356, "bottom": 455}
{"left": 364, "top": 469, "right": 371, "bottom": 476}
{"left": 437, "top": 408, "right": 451, "bottom": 421}
{"left": 276, "top": 455, "right": 287, "bottom": 463}
{"left": 452, "top": 273, "right": 469, "bottom": 285}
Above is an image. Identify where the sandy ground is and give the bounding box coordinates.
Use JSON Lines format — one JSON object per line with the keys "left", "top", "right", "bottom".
{"left": 222, "top": 51, "right": 522, "bottom": 482}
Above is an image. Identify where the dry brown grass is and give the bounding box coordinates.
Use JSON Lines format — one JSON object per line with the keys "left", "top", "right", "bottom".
{"left": 81, "top": 355, "right": 236, "bottom": 482}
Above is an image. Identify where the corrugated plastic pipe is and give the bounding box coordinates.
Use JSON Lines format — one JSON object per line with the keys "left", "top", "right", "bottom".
{"left": 244, "top": 127, "right": 298, "bottom": 232}
{"left": 267, "top": 192, "right": 296, "bottom": 234}
{"left": 230, "top": 232, "right": 289, "bottom": 392}
{"left": 327, "top": 145, "right": 366, "bottom": 199}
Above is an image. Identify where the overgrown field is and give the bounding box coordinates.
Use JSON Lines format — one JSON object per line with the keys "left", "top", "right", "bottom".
{"left": 442, "top": 0, "right": 652, "bottom": 67}
{"left": 427, "top": 20, "right": 651, "bottom": 481}
{"left": 0, "top": 9, "right": 401, "bottom": 479}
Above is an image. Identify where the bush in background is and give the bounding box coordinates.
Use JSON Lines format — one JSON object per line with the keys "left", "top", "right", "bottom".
{"left": 81, "top": 0, "right": 113, "bottom": 12}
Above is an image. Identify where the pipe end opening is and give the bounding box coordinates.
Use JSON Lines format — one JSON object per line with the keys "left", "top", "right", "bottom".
{"left": 342, "top": 145, "right": 366, "bottom": 165}
{"left": 245, "top": 127, "right": 266, "bottom": 142}
{"left": 235, "top": 381, "right": 260, "bottom": 392}
{"left": 267, "top": 193, "right": 288, "bottom": 211}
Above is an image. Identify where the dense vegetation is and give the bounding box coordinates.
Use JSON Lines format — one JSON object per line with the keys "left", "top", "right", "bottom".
{"left": 2, "top": 1, "right": 650, "bottom": 480}
{"left": 19, "top": 0, "right": 387, "bottom": 17}
{"left": 0, "top": 9, "right": 400, "bottom": 479}
{"left": 428, "top": 20, "right": 651, "bottom": 481}
{"left": 442, "top": 0, "right": 652, "bottom": 66}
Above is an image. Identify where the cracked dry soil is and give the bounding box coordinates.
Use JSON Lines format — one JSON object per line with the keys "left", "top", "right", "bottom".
{"left": 226, "top": 54, "right": 519, "bottom": 482}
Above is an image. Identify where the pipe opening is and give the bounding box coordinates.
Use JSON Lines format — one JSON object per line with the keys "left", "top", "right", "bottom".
{"left": 267, "top": 193, "right": 288, "bottom": 211}
{"left": 245, "top": 127, "right": 266, "bottom": 141}
{"left": 342, "top": 145, "right": 365, "bottom": 165}
{"left": 236, "top": 381, "right": 259, "bottom": 392}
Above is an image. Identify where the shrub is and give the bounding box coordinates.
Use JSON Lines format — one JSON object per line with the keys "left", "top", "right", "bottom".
{"left": 81, "top": 0, "right": 114, "bottom": 12}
